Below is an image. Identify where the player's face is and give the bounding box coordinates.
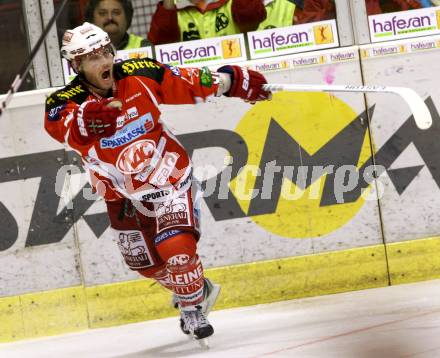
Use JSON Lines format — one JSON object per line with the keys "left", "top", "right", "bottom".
{"left": 93, "top": 0, "right": 128, "bottom": 37}
{"left": 79, "top": 46, "right": 115, "bottom": 91}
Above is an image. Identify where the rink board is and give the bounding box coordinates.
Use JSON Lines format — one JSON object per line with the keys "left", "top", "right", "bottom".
{"left": 360, "top": 36, "right": 440, "bottom": 244}
{"left": 1, "top": 40, "right": 440, "bottom": 341}
{"left": 0, "top": 244, "right": 388, "bottom": 341}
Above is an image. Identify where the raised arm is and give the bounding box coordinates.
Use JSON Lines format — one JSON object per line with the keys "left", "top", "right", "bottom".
{"left": 135, "top": 62, "right": 271, "bottom": 105}
{"left": 147, "top": 1, "right": 180, "bottom": 45}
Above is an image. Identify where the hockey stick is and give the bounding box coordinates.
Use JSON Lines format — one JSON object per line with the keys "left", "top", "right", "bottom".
{"left": 262, "top": 83, "right": 432, "bottom": 130}
{"left": 0, "top": 0, "right": 69, "bottom": 117}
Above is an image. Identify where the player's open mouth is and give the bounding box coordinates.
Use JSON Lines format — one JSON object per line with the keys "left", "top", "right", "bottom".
{"left": 102, "top": 70, "right": 111, "bottom": 80}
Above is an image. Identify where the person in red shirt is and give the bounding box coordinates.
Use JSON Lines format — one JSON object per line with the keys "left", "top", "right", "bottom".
{"left": 294, "top": 0, "right": 336, "bottom": 25}
{"left": 365, "top": 0, "right": 439, "bottom": 15}
{"left": 45, "top": 22, "right": 270, "bottom": 343}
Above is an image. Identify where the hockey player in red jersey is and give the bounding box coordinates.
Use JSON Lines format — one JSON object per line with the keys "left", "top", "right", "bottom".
{"left": 44, "top": 22, "right": 270, "bottom": 342}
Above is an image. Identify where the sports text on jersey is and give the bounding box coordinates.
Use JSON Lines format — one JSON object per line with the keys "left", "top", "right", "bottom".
{"left": 142, "top": 189, "right": 171, "bottom": 201}
{"left": 100, "top": 113, "right": 153, "bottom": 148}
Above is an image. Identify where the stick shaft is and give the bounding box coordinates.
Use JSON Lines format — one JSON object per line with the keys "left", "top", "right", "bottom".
{"left": 263, "top": 83, "right": 432, "bottom": 130}
{"left": 264, "top": 84, "right": 389, "bottom": 93}
{"left": 0, "top": 0, "right": 69, "bottom": 116}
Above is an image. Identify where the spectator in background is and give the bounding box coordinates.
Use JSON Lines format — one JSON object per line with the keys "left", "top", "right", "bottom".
{"left": 257, "top": 0, "right": 336, "bottom": 30}
{"left": 148, "top": 0, "right": 266, "bottom": 45}
{"left": 366, "top": 0, "right": 439, "bottom": 15}
{"left": 294, "top": 0, "right": 335, "bottom": 24}
{"left": 85, "top": 0, "right": 150, "bottom": 49}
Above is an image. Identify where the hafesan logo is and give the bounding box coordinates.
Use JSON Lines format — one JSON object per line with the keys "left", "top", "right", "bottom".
{"left": 313, "top": 24, "right": 334, "bottom": 45}
{"left": 221, "top": 39, "right": 241, "bottom": 59}
{"left": 229, "top": 92, "right": 373, "bottom": 238}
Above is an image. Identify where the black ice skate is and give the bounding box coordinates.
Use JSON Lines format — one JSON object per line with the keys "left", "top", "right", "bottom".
{"left": 180, "top": 305, "right": 214, "bottom": 341}
{"left": 173, "top": 278, "right": 221, "bottom": 340}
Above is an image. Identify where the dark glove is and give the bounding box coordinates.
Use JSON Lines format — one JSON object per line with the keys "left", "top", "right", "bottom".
{"left": 75, "top": 98, "right": 122, "bottom": 141}
{"left": 217, "top": 65, "right": 271, "bottom": 102}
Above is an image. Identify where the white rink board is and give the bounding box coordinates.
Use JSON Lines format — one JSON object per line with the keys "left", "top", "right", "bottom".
{"left": 0, "top": 102, "right": 82, "bottom": 296}
{"left": 0, "top": 42, "right": 437, "bottom": 296}
{"left": 360, "top": 35, "right": 440, "bottom": 243}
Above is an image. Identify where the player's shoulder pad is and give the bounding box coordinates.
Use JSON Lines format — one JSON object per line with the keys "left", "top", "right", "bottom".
{"left": 113, "top": 58, "right": 165, "bottom": 83}
{"left": 45, "top": 77, "right": 89, "bottom": 109}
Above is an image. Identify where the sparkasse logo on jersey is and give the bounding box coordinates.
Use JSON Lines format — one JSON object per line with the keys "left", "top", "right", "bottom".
{"left": 100, "top": 114, "right": 153, "bottom": 149}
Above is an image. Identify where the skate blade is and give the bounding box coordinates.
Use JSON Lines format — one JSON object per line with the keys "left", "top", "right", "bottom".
{"left": 197, "top": 337, "right": 210, "bottom": 349}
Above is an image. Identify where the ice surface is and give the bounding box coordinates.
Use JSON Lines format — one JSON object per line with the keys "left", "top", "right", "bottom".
{"left": 2, "top": 279, "right": 440, "bottom": 357}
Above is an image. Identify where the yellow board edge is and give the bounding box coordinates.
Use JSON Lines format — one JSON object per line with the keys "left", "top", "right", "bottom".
{"left": 1, "top": 236, "right": 440, "bottom": 343}
{"left": 387, "top": 237, "right": 440, "bottom": 284}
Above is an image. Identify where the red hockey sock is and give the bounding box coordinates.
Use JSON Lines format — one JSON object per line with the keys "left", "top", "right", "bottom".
{"left": 156, "top": 231, "right": 205, "bottom": 308}
{"left": 167, "top": 254, "right": 205, "bottom": 308}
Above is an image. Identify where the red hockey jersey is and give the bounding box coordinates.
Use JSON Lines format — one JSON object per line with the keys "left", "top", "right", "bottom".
{"left": 45, "top": 58, "right": 220, "bottom": 202}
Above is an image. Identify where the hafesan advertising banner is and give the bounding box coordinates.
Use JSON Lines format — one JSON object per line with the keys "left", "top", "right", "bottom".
{"left": 368, "top": 6, "right": 440, "bottom": 43}
{"left": 62, "top": 46, "right": 154, "bottom": 84}
{"left": 361, "top": 34, "right": 440, "bottom": 58}
{"left": 248, "top": 47, "right": 358, "bottom": 73}
{"left": 154, "top": 34, "right": 247, "bottom": 67}
{"left": 247, "top": 20, "right": 339, "bottom": 60}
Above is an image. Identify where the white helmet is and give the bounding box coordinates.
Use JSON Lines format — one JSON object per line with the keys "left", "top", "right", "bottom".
{"left": 61, "top": 22, "right": 112, "bottom": 61}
